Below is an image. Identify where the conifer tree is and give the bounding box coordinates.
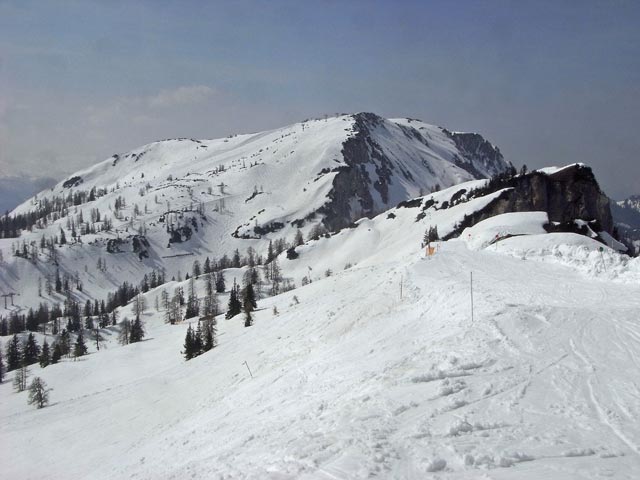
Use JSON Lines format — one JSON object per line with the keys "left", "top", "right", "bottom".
{"left": 201, "top": 317, "right": 216, "bottom": 352}
{"left": 185, "top": 277, "right": 200, "bottom": 319}
{"left": 242, "top": 284, "right": 256, "bottom": 327}
{"left": 225, "top": 280, "right": 242, "bottom": 319}
{"left": 74, "top": 331, "right": 88, "bottom": 358}
{"left": 266, "top": 240, "right": 275, "bottom": 263}
{"left": 59, "top": 330, "right": 71, "bottom": 356}
{"left": 215, "top": 271, "right": 226, "bottom": 293}
{"left": 50, "top": 342, "right": 62, "bottom": 364}
{"left": 242, "top": 283, "right": 257, "bottom": 310}
{"left": 6, "top": 334, "right": 21, "bottom": 371}
{"left": 232, "top": 249, "right": 241, "bottom": 268}
{"left": 39, "top": 339, "right": 50, "bottom": 368}
{"left": 130, "top": 316, "right": 145, "bottom": 343}
{"left": 183, "top": 324, "right": 196, "bottom": 360}
{"left": 0, "top": 350, "right": 4, "bottom": 383}
{"left": 192, "top": 259, "right": 202, "bottom": 278}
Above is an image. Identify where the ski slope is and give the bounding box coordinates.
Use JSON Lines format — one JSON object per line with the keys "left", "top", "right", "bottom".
{"left": 1, "top": 232, "right": 639, "bottom": 479}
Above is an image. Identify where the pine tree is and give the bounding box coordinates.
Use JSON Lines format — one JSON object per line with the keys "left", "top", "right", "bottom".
{"left": 55, "top": 268, "right": 62, "bottom": 292}
{"left": 74, "top": 331, "right": 88, "bottom": 358}
{"left": 0, "top": 350, "right": 4, "bottom": 383}
{"left": 294, "top": 229, "right": 304, "bottom": 246}
{"left": 201, "top": 317, "right": 216, "bottom": 352}
{"left": 59, "top": 330, "right": 71, "bottom": 356}
{"left": 27, "top": 377, "right": 50, "bottom": 409}
{"left": 50, "top": 342, "right": 62, "bottom": 364}
{"left": 6, "top": 334, "right": 21, "bottom": 371}
{"left": 225, "top": 280, "right": 242, "bottom": 319}
{"left": 192, "top": 259, "right": 202, "bottom": 278}
{"left": 39, "top": 339, "right": 51, "bottom": 368}
{"left": 242, "top": 283, "right": 257, "bottom": 310}
{"left": 130, "top": 316, "right": 145, "bottom": 343}
{"left": 242, "top": 283, "right": 256, "bottom": 327}
{"left": 183, "top": 324, "right": 196, "bottom": 360}
{"left": 266, "top": 240, "right": 275, "bottom": 263}
{"left": 185, "top": 277, "right": 200, "bottom": 319}
{"left": 232, "top": 249, "right": 241, "bottom": 268}
{"left": 215, "top": 271, "right": 226, "bottom": 293}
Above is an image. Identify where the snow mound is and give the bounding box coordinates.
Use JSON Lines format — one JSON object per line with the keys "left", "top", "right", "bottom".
{"left": 461, "top": 211, "right": 549, "bottom": 250}
{"left": 496, "top": 233, "right": 640, "bottom": 283}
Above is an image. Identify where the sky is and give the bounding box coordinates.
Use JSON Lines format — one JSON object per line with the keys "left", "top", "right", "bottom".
{"left": 1, "top": 0, "right": 639, "bottom": 206}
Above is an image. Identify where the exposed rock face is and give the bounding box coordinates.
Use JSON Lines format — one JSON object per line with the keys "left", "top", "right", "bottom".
{"left": 318, "top": 114, "right": 381, "bottom": 231}
{"left": 443, "top": 130, "right": 506, "bottom": 179}
{"left": 319, "top": 113, "right": 509, "bottom": 231}
{"left": 445, "top": 164, "right": 614, "bottom": 239}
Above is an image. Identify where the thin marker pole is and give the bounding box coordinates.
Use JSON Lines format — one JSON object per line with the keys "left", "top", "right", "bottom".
{"left": 243, "top": 360, "right": 253, "bottom": 378}
{"left": 470, "top": 272, "right": 474, "bottom": 323}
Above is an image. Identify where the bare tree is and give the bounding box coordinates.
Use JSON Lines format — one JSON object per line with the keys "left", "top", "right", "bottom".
{"left": 133, "top": 293, "right": 147, "bottom": 318}
{"left": 13, "top": 365, "right": 29, "bottom": 392}
{"left": 118, "top": 318, "right": 131, "bottom": 345}
{"left": 27, "top": 377, "right": 51, "bottom": 409}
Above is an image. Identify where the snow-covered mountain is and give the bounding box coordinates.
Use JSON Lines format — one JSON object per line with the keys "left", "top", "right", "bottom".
{"left": 0, "top": 113, "right": 511, "bottom": 312}
{"left": 612, "top": 194, "right": 640, "bottom": 254}
{"left": 1, "top": 178, "right": 639, "bottom": 479}
{"left": 3, "top": 112, "right": 639, "bottom": 479}
{"left": 618, "top": 194, "right": 640, "bottom": 213}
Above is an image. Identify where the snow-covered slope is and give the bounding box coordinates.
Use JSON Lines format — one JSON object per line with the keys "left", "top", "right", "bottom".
{"left": 0, "top": 113, "right": 510, "bottom": 314}
{"left": 618, "top": 195, "right": 640, "bottom": 213}
{"left": 1, "top": 192, "right": 639, "bottom": 479}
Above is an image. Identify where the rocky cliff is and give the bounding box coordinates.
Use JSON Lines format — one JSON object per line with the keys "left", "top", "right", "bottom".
{"left": 442, "top": 164, "right": 614, "bottom": 240}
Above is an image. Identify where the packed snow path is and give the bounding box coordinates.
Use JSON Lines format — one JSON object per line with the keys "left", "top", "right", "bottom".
{"left": 1, "top": 242, "right": 639, "bottom": 479}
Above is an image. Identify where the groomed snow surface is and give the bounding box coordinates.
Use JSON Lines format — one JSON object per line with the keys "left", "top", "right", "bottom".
{"left": 2, "top": 229, "right": 640, "bottom": 479}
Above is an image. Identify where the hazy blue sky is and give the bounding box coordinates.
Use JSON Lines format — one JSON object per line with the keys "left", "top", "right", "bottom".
{"left": 1, "top": 0, "right": 639, "bottom": 200}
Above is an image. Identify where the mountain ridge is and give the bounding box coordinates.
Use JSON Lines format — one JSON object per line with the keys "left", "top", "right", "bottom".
{"left": 1, "top": 112, "right": 511, "bottom": 313}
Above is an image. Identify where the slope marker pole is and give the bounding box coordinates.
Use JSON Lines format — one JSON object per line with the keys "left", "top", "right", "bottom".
{"left": 470, "top": 272, "right": 474, "bottom": 323}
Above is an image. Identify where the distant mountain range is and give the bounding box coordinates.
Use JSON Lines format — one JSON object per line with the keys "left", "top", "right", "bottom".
{"left": 612, "top": 194, "right": 640, "bottom": 253}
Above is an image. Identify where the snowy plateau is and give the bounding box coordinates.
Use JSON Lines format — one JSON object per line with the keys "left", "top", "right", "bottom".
{"left": 1, "top": 113, "right": 639, "bottom": 479}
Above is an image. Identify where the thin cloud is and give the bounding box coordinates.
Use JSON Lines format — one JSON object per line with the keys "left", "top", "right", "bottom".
{"left": 147, "top": 85, "right": 217, "bottom": 109}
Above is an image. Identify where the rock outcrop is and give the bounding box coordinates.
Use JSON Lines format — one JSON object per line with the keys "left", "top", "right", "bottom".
{"left": 444, "top": 164, "right": 614, "bottom": 239}
{"left": 319, "top": 113, "right": 510, "bottom": 231}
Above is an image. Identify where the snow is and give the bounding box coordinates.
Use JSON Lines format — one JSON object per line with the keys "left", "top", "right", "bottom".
{"left": 2, "top": 185, "right": 640, "bottom": 479}
{"left": 536, "top": 163, "right": 586, "bottom": 175}
{"left": 1, "top": 115, "right": 638, "bottom": 479}
{"left": 461, "top": 211, "right": 549, "bottom": 250}
{"left": 0, "top": 114, "right": 508, "bottom": 315}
